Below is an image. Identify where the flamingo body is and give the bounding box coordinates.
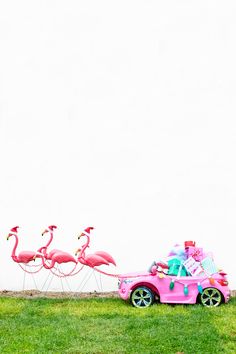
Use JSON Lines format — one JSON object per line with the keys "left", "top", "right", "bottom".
{"left": 39, "top": 251, "right": 77, "bottom": 269}
{"left": 37, "top": 247, "right": 62, "bottom": 259}
{"left": 15, "top": 251, "right": 40, "bottom": 264}
{"left": 94, "top": 251, "right": 116, "bottom": 266}
{"left": 46, "top": 249, "right": 63, "bottom": 260}
{"left": 51, "top": 251, "right": 77, "bottom": 264}
{"left": 78, "top": 253, "right": 110, "bottom": 267}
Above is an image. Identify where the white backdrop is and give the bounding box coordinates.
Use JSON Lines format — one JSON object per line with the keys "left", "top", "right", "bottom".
{"left": 0, "top": 1, "right": 235, "bottom": 292}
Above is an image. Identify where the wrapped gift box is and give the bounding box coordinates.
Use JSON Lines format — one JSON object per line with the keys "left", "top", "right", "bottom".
{"left": 183, "top": 256, "right": 204, "bottom": 276}
{"left": 186, "top": 246, "right": 204, "bottom": 261}
{"left": 168, "top": 258, "right": 187, "bottom": 276}
{"left": 201, "top": 256, "right": 218, "bottom": 275}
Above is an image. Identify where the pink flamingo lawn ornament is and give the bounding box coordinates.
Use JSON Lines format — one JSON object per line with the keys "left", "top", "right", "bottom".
{"left": 37, "top": 225, "right": 63, "bottom": 260}
{"left": 36, "top": 225, "right": 77, "bottom": 269}
{"left": 76, "top": 227, "right": 116, "bottom": 268}
{"left": 7, "top": 226, "right": 41, "bottom": 264}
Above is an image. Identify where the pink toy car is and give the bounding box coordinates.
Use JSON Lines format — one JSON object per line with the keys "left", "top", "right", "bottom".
{"left": 118, "top": 270, "right": 230, "bottom": 308}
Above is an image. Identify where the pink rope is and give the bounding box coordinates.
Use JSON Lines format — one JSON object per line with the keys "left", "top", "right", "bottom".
{"left": 24, "top": 262, "right": 43, "bottom": 267}
{"left": 67, "top": 265, "right": 85, "bottom": 277}
{"left": 49, "top": 264, "right": 84, "bottom": 278}
{"left": 92, "top": 267, "right": 156, "bottom": 279}
{"left": 18, "top": 264, "right": 44, "bottom": 274}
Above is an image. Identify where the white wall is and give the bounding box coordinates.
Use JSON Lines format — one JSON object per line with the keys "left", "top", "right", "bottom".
{"left": 0, "top": 1, "right": 235, "bottom": 292}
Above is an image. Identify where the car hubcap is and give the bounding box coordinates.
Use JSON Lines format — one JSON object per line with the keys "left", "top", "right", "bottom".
{"left": 201, "top": 288, "right": 222, "bottom": 307}
{"left": 132, "top": 288, "right": 153, "bottom": 307}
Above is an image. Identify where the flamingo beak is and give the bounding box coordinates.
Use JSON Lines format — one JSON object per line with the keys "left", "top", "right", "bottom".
{"left": 7, "top": 233, "right": 16, "bottom": 240}
{"left": 75, "top": 248, "right": 81, "bottom": 256}
{"left": 33, "top": 252, "right": 43, "bottom": 260}
{"left": 42, "top": 229, "right": 48, "bottom": 236}
{"left": 78, "top": 232, "right": 85, "bottom": 239}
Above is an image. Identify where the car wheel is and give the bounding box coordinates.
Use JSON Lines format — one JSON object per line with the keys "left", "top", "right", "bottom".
{"left": 200, "top": 287, "right": 222, "bottom": 307}
{"left": 131, "top": 286, "right": 154, "bottom": 308}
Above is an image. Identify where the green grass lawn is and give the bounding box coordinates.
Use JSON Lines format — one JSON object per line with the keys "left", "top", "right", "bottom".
{"left": 0, "top": 296, "right": 235, "bottom": 354}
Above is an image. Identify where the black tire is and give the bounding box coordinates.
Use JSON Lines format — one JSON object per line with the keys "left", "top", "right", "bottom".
{"left": 199, "top": 287, "right": 222, "bottom": 307}
{"left": 131, "top": 286, "right": 154, "bottom": 308}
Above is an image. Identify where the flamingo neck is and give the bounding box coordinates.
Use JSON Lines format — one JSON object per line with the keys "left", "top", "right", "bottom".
{"left": 39, "top": 231, "right": 53, "bottom": 256}
{"left": 45, "top": 232, "right": 53, "bottom": 249}
{"left": 39, "top": 254, "right": 54, "bottom": 269}
{"left": 77, "top": 235, "right": 90, "bottom": 262}
{"left": 10, "top": 234, "right": 19, "bottom": 261}
{"left": 81, "top": 235, "right": 90, "bottom": 256}
{"left": 77, "top": 255, "right": 86, "bottom": 265}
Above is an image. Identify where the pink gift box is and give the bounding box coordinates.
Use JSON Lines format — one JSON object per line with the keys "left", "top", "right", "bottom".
{"left": 186, "top": 246, "right": 203, "bottom": 261}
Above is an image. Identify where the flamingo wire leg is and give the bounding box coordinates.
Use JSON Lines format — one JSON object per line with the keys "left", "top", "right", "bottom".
{"left": 93, "top": 270, "right": 102, "bottom": 292}
{"left": 56, "top": 265, "right": 65, "bottom": 292}
{"left": 99, "top": 273, "right": 103, "bottom": 292}
{"left": 42, "top": 271, "right": 54, "bottom": 293}
{"left": 30, "top": 269, "right": 38, "bottom": 291}
{"left": 57, "top": 265, "right": 72, "bottom": 293}
{"left": 75, "top": 268, "right": 93, "bottom": 293}
{"left": 63, "top": 272, "right": 72, "bottom": 292}
{"left": 22, "top": 264, "right": 26, "bottom": 290}
{"left": 41, "top": 270, "right": 51, "bottom": 291}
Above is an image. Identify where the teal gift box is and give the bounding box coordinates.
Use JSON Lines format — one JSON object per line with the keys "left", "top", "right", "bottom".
{"left": 168, "top": 258, "right": 187, "bottom": 276}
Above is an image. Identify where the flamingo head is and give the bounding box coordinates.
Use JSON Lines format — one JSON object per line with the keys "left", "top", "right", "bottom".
{"left": 78, "top": 226, "right": 94, "bottom": 239}
{"left": 42, "top": 225, "right": 57, "bottom": 236}
{"left": 7, "top": 226, "right": 19, "bottom": 240}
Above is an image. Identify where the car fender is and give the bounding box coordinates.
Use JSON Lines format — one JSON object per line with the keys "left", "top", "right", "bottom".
{"left": 130, "top": 281, "right": 159, "bottom": 299}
